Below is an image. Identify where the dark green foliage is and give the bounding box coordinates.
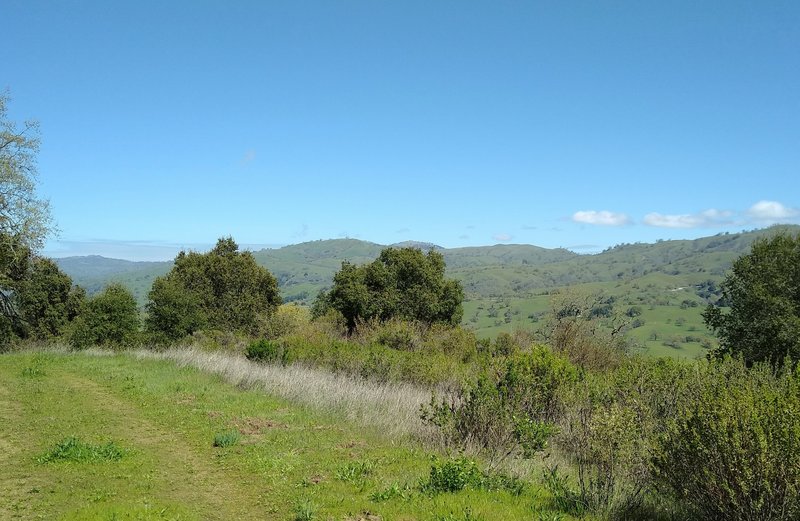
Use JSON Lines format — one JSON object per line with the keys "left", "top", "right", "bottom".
{"left": 654, "top": 358, "right": 800, "bottom": 521}
{"left": 69, "top": 283, "right": 139, "bottom": 349}
{"left": 704, "top": 233, "right": 800, "bottom": 366}
{"left": 318, "top": 247, "right": 463, "bottom": 333}
{"left": 1, "top": 236, "right": 84, "bottom": 345}
{"left": 146, "top": 237, "right": 281, "bottom": 340}
{"left": 38, "top": 436, "right": 126, "bottom": 463}
{"left": 245, "top": 339, "right": 287, "bottom": 364}
{"left": 16, "top": 257, "right": 85, "bottom": 340}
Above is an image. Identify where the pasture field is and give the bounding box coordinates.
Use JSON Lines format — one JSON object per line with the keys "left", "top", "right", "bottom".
{"left": 0, "top": 350, "right": 567, "bottom": 521}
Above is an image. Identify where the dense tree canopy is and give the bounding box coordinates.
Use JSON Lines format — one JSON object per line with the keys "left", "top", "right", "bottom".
{"left": 0, "top": 236, "right": 84, "bottom": 345}
{"left": 69, "top": 283, "right": 139, "bottom": 348}
{"left": 704, "top": 233, "right": 800, "bottom": 365}
{"left": 316, "top": 247, "right": 464, "bottom": 332}
{"left": 146, "top": 237, "right": 281, "bottom": 340}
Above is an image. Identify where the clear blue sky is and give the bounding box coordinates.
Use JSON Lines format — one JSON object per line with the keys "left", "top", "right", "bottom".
{"left": 4, "top": 1, "right": 799, "bottom": 260}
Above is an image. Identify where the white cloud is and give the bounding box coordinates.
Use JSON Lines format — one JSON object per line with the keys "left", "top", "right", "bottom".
{"left": 572, "top": 210, "right": 631, "bottom": 226}
{"left": 747, "top": 200, "right": 799, "bottom": 221}
{"left": 493, "top": 233, "right": 513, "bottom": 242}
{"left": 643, "top": 208, "right": 733, "bottom": 229}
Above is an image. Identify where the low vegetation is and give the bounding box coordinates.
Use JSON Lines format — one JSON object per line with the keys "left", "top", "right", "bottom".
{"left": 3, "top": 223, "right": 800, "bottom": 519}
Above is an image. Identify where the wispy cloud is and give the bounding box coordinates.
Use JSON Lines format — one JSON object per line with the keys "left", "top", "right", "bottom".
{"left": 458, "top": 234, "right": 469, "bottom": 240}
{"left": 644, "top": 208, "right": 734, "bottom": 229}
{"left": 521, "top": 225, "right": 538, "bottom": 230}
{"left": 395, "top": 228, "right": 410, "bottom": 234}
{"left": 493, "top": 233, "right": 513, "bottom": 242}
{"left": 572, "top": 210, "right": 631, "bottom": 226}
{"left": 292, "top": 223, "right": 309, "bottom": 238}
{"left": 747, "top": 200, "right": 799, "bottom": 221}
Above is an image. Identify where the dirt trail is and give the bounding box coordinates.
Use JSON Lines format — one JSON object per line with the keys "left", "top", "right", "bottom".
{"left": 58, "top": 373, "right": 270, "bottom": 520}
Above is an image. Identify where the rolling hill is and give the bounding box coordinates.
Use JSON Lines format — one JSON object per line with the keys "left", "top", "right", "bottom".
{"left": 54, "top": 225, "right": 799, "bottom": 356}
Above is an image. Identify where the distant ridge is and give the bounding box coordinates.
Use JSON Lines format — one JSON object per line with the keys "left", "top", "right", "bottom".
{"left": 54, "top": 225, "right": 800, "bottom": 306}
{"left": 390, "top": 241, "right": 443, "bottom": 250}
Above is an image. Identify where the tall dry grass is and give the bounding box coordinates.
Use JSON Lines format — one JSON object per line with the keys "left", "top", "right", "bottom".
{"left": 132, "top": 347, "right": 435, "bottom": 440}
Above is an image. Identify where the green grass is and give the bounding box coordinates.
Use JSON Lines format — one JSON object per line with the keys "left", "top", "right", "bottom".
{"left": 0, "top": 350, "right": 573, "bottom": 520}
{"left": 38, "top": 437, "right": 127, "bottom": 464}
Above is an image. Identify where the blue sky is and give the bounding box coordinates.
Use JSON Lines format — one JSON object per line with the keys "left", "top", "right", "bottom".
{"left": 4, "top": 1, "right": 798, "bottom": 261}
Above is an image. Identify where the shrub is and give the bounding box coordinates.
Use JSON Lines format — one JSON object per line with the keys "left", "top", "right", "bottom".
{"left": 422, "top": 345, "right": 576, "bottom": 463}
{"left": 554, "top": 357, "right": 692, "bottom": 518}
{"left": 262, "top": 304, "right": 310, "bottom": 339}
{"left": 245, "top": 339, "right": 288, "bottom": 365}
{"left": 68, "top": 283, "right": 139, "bottom": 349}
{"left": 422, "top": 457, "right": 483, "bottom": 493}
{"left": 654, "top": 358, "right": 800, "bottom": 521}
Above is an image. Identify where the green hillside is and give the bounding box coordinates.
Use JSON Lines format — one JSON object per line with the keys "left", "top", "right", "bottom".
{"left": 54, "top": 225, "right": 800, "bottom": 357}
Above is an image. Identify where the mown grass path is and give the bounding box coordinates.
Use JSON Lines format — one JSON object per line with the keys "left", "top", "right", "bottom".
{"left": 0, "top": 351, "right": 561, "bottom": 520}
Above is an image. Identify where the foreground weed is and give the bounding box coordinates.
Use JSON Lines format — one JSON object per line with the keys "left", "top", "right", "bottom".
{"left": 212, "top": 429, "right": 241, "bottom": 448}
{"left": 21, "top": 354, "right": 49, "bottom": 377}
{"left": 336, "top": 459, "right": 375, "bottom": 484}
{"left": 369, "top": 482, "right": 413, "bottom": 502}
{"left": 421, "top": 457, "right": 526, "bottom": 496}
{"left": 293, "top": 498, "right": 317, "bottom": 521}
{"left": 434, "top": 507, "right": 486, "bottom": 521}
{"left": 38, "top": 436, "right": 126, "bottom": 463}
{"left": 542, "top": 466, "right": 586, "bottom": 517}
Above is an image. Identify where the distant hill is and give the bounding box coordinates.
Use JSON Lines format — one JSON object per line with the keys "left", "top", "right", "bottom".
{"left": 54, "top": 225, "right": 800, "bottom": 357}
{"left": 56, "top": 225, "right": 799, "bottom": 305}
{"left": 53, "top": 256, "right": 171, "bottom": 304}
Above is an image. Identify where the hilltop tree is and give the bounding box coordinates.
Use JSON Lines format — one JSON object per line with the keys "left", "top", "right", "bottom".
{"left": 316, "top": 247, "right": 463, "bottom": 333}
{"left": 703, "top": 233, "right": 800, "bottom": 365}
{"left": 146, "top": 237, "right": 281, "bottom": 341}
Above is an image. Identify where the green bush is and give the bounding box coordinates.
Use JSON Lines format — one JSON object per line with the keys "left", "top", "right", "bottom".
{"left": 422, "top": 345, "right": 576, "bottom": 463}
{"left": 654, "top": 357, "right": 800, "bottom": 521}
{"left": 68, "top": 283, "right": 139, "bottom": 349}
{"left": 420, "top": 457, "right": 525, "bottom": 496}
{"left": 245, "top": 339, "right": 287, "bottom": 364}
{"left": 554, "top": 357, "right": 692, "bottom": 518}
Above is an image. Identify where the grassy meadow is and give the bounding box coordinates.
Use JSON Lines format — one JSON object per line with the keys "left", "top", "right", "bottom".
{"left": 0, "top": 349, "right": 570, "bottom": 520}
